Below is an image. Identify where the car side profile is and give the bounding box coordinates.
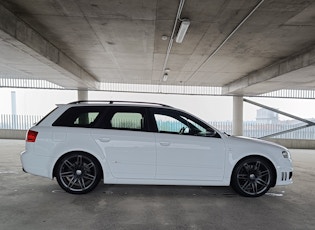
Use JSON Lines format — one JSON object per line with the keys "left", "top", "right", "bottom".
{"left": 20, "top": 101, "right": 293, "bottom": 197}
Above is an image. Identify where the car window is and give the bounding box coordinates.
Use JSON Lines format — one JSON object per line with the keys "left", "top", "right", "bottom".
{"left": 154, "top": 114, "right": 189, "bottom": 134}
{"left": 74, "top": 112, "right": 99, "bottom": 125}
{"left": 153, "top": 112, "right": 204, "bottom": 135}
{"left": 152, "top": 108, "right": 218, "bottom": 137}
{"left": 101, "top": 107, "right": 147, "bottom": 131}
{"left": 111, "top": 112, "right": 143, "bottom": 130}
{"left": 53, "top": 106, "right": 103, "bottom": 127}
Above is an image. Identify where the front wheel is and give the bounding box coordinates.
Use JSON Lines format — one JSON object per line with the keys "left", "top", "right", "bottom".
{"left": 231, "top": 157, "right": 275, "bottom": 197}
{"left": 55, "top": 152, "right": 101, "bottom": 194}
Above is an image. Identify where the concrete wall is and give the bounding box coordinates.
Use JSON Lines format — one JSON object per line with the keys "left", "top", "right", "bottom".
{"left": 264, "top": 138, "right": 315, "bottom": 149}
{"left": 0, "top": 129, "right": 26, "bottom": 140}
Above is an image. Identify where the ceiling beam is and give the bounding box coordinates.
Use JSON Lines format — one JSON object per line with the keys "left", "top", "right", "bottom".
{"left": 222, "top": 45, "right": 315, "bottom": 96}
{"left": 0, "top": 4, "right": 99, "bottom": 90}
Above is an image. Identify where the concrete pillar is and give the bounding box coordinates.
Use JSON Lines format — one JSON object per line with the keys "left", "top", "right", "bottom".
{"left": 78, "top": 89, "right": 88, "bottom": 101}
{"left": 11, "top": 91, "right": 17, "bottom": 115}
{"left": 11, "top": 91, "right": 17, "bottom": 129}
{"left": 233, "top": 96, "right": 243, "bottom": 136}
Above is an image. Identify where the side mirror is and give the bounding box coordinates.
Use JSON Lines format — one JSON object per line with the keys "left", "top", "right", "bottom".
{"left": 205, "top": 130, "right": 217, "bottom": 137}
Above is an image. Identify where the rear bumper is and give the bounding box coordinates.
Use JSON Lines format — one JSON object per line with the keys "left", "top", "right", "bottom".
{"left": 20, "top": 150, "right": 54, "bottom": 179}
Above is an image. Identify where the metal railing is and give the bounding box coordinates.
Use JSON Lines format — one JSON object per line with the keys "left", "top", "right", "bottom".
{"left": 211, "top": 121, "right": 315, "bottom": 139}
{"left": 0, "top": 114, "right": 42, "bottom": 130}
{"left": 258, "top": 89, "right": 315, "bottom": 99}
{"left": 0, "top": 78, "right": 64, "bottom": 89}
{"left": 100, "top": 83, "right": 222, "bottom": 96}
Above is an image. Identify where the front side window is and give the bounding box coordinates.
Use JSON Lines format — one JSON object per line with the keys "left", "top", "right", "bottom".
{"left": 152, "top": 108, "right": 218, "bottom": 137}
{"left": 154, "top": 114, "right": 189, "bottom": 134}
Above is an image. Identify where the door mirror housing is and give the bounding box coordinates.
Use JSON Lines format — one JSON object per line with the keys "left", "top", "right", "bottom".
{"left": 205, "top": 129, "right": 217, "bottom": 137}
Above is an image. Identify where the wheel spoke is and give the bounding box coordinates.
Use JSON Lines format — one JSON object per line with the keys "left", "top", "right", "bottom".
{"left": 76, "top": 155, "right": 83, "bottom": 166}
{"left": 251, "top": 182, "right": 258, "bottom": 194}
{"left": 243, "top": 163, "right": 251, "bottom": 173}
{"left": 77, "top": 178, "right": 86, "bottom": 189}
{"left": 67, "top": 177, "right": 77, "bottom": 188}
{"left": 84, "top": 162, "right": 95, "bottom": 171}
{"left": 60, "top": 171, "right": 73, "bottom": 177}
{"left": 241, "top": 180, "right": 251, "bottom": 190}
{"left": 256, "top": 178, "right": 268, "bottom": 187}
{"left": 254, "top": 161, "right": 261, "bottom": 170}
{"left": 260, "top": 169, "right": 270, "bottom": 177}
{"left": 83, "top": 173, "right": 96, "bottom": 181}
{"left": 237, "top": 173, "right": 248, "bottom": 180}
{"left": 64, "top": 160, "right": 75, "bottom": 170}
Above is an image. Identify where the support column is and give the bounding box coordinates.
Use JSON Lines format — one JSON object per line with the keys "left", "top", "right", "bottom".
{"left": 78, "top": 89, "right": 88, "bottom": 101}
{"left": 233, "top": 96, "right": 243, "bottom": 136}
{"left": 11, "top": 91, "right": 17, "bottom": 129}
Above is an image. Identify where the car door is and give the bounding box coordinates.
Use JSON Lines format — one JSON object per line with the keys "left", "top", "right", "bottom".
{"left": 151, "top": 108, "right": 226, "bottom": 181}
{"left": 91, "top": 107, "right": 156, "bottom": 179}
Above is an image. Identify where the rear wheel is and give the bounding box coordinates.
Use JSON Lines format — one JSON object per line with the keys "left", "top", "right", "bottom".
{"left": 231, "top": 157, "right": 275, "bottom": 197}
{"left": 55, "top": 152, "right": 101, "bottom": 194}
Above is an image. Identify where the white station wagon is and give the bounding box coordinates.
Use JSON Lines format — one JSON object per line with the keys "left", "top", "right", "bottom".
{"left": 21, "top": 101, "right": 293, "bottom": 197}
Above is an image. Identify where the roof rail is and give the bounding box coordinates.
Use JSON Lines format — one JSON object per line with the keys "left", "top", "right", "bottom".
{"left": 68, "top": 100, "right": 173, "bottom": 107}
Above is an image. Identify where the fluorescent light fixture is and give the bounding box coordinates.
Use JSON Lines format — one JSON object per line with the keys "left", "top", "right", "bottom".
{"left": 176, "top": 19, "right": 190, "bottom": 43}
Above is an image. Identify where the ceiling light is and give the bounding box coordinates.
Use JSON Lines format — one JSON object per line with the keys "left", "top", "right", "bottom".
{"left": 161, "top": 35, "right": 168, "bottom": 41}
{"left": 176, "top": 19, "right": 190, "bottom": 43}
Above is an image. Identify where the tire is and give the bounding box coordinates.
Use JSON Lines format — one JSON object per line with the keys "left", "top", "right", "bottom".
{"left": 55, "top": 152, "right": 101, "bottom": 194}
{"left": 231, "top": 156, "right": 275, "bottom": 197}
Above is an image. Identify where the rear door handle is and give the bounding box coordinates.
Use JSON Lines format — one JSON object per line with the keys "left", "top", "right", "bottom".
{"left": 160, "top": 142, "right": 170, "bottom": 146}
{"left": 99, "top": 137, "right": 111, "bottom": 143}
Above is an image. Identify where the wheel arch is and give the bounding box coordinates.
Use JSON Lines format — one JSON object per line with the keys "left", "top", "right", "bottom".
{"left": 231, "top": 155, "right": 277, "bottom": 187}
{"left": 52, "top": 150, "right": 104, "bottom": 179}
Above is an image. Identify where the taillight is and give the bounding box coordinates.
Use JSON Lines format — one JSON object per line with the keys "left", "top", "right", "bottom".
{"left": 26, "top": 130, "right": 38, "bottom": 142}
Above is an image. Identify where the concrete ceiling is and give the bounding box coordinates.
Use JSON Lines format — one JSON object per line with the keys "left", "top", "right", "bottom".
{"left": 0, "top": 0, "right": 314, "bottom": 96}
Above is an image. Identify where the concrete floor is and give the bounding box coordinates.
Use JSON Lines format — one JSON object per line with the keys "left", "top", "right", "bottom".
{"left": 1, "top": 139, "right": 314, "bottom": 230}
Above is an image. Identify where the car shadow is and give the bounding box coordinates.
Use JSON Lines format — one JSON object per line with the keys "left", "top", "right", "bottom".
{"left": 95, "top": 184, "right": 238, "bottom": 198}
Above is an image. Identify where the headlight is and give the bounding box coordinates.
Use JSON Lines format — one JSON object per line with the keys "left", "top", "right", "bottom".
{"left": 282, "top": 150, "right": 291, "bottom": 159}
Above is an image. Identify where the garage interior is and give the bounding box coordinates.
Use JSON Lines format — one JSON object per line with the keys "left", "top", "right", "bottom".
{"left": 0, "top": 0, "right": 315, "bottom": 229}
{"left": 1, "top": 0, "right": 315, "bottom": 135}
{"left": 1, "top": 0, "right": 315, "bottom": 143}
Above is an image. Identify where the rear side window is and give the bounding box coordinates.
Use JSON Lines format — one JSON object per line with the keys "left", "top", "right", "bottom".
{"left": 101, "top": 107, "right": 147, "bottom": 131}
{"left": 111, "top": 112, "right": 143, "bottom": 130}
{"left": 53, "top": 106, "right": 104, "bottom": 127}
